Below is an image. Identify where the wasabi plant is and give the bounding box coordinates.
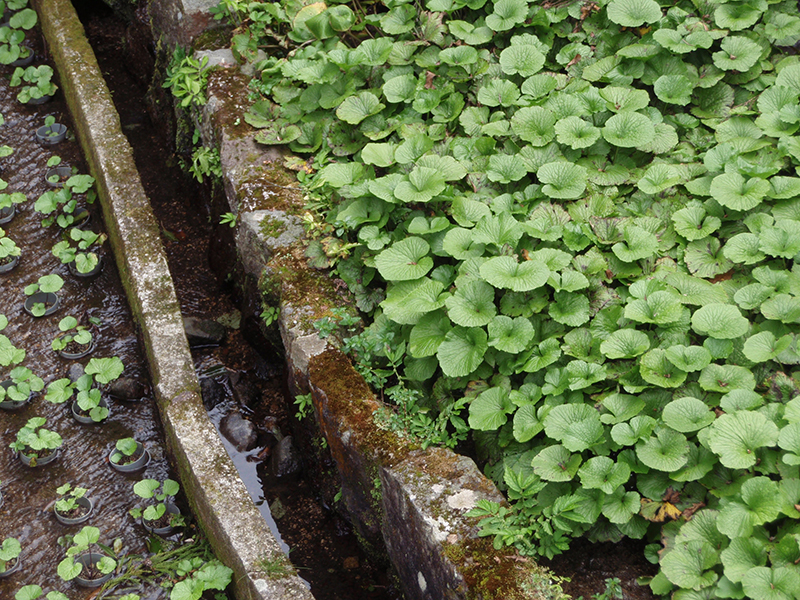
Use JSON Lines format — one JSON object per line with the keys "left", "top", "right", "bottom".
{"left": 57, "top": 526, "right": 117, "bottom": 583}
{"left": 51, "top": 228, "right": 106, "bottom": 274}
{"left": 51, "top": 315, "right": 95, "bottom": 355}
{"left": 0, "top": 314, "right": 25, "bottom": 368}
{"left": 24, "top": 273, "right": 63, "bottom": 317}
{"left": 129, "top": 478, "right": 185, "bottom": 530}
{"left": 0, "top": 227, "right": 20, "bottom": 268}
{"left": 9, "top": 417, "right": 62, "bottom": 465}
{"left": 14, "top": 586, "right": 69, "bottom": 600}
{"left": 45, "top": 356, "right": 123, "bottom": 422}
{"left": 0, "top": 366, "right": 43, "bottom": 405}
{"left": 9, "top": 64, "right": 56, "bottom": 104}
{"left": 0, "top": 189, "right": 25, "bottom": 212}
{"left": 214, "top": 0, "right": 800, "bottom": 593}
{"left": 0, "top": 537, "right": 21, "bottom": 574}
{"left": 109, "top": 437, "right": 144, "bottom": 467}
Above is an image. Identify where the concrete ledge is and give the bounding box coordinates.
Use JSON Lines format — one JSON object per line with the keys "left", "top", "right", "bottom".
{"left": 33, "top": 2, "right": 313, "bottom": 599}
{"left": 189, "top": 56, "right": 564, "bottom": 600}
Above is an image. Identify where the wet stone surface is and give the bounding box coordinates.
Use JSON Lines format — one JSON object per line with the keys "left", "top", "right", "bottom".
{"left": 0, "top": 26, "right": 172, "bottom": 600}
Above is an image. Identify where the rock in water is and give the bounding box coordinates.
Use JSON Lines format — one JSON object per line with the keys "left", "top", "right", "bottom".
{"left": 220, "top": 410, "right": 258, "bottom": 452}
{"left": 270, "top": 436, "right": 301, "bottom": 477}
{"left": 183, "top": 316, "right": 226, "bottom": 346}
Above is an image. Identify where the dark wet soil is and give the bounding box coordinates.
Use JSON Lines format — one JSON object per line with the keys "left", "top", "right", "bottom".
{"left": 76, "top": 2, "right": 402, "bottom": 599}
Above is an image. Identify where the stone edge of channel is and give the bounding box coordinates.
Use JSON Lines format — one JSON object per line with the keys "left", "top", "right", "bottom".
{"left": 32, "top": 1, "right": 314, "bottom": 598}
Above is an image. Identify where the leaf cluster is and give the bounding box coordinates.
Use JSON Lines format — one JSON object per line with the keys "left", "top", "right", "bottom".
{"left": 219, "top": 0, "right": 800, "bottom": 590}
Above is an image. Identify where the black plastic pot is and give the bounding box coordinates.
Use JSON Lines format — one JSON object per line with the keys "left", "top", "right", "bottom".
{"left": 26, "top": 94, "right": 54, "bottom": 106}
{"left": 23, "top": 292, "right": 60, "bottom": 317}
{"left": 54, "top": 496, "right": 94, "bottom": 526}
{"left": 108, "top": 442, "right": 150, "bottom": 472}
{"left": 0, "top": 253, "right": 19, "bottom": 274}
{"left": 71, "top": 397, "right": 110, "bottom": 424}
{"left": 74, "top": 552, "right": 113, "bottom": 588}
{"left": 9, "top": 49, "right": 34, "bottom": 68}
{"left": 68, "top": 256, "right": 102, "bottom": 278}
{"left": 0, "top": 380, "right": 32, "bottom": 410}
{"left": 58, "top": 337, "right": 96, "bottom": 360}
{"left": 19, "top": 447, "right": 60, "bottom": 467}
{"left": 36, "top": 123, "right": 67, "bottom": 145}
{"left": 0, "top": 555, "right": 20, "bottom": 578}
{"left": 0, "top": 204, "right": 14, "bottom": 225}
{"left": 142, "top": 502, "right": 182, "bottom": 536}
{"left": 45, "top": 165, "right": 71, "bottom": 186}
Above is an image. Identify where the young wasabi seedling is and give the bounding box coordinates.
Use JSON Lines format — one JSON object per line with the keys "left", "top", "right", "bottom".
{"left": 24, "top": 273, "right": 64, "bottom": 317}
{"left": 14, "top": 585, "right": 69, "bottom": 600}
{"left": 0, "top": 536, "right": 21, "bottom": 574}
{"left": 130, "top": 478, "right": 185, "bottom": 529}
{"left": 51, "top": 315, "right": 94, "bottom": 354}
{"left": 56, "top": 525, "right": 117, "bottom": 582}
{"left": 54, "top": 483, "right": 90, "bottom": 518}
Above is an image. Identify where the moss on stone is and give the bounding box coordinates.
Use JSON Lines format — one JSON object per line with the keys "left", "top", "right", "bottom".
{"left": 260, "top": 214, "right": 288, "bottom": 239}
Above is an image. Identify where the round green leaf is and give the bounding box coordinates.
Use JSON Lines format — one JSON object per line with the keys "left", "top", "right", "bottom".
{"left": 672, "top": 206, "right": 721, "bottom": 242}
{"left": 654, "top": 75, "right": 695, "bottom": 106}
{"left": 761, "top": 294, "right": 800, "bottom": 323}
{"left": 724, "top": 232, "right": 767, "bottom": 265}
{"left": 612, "top": 225, "right": 658, "bottom": 262}
{"left": 607, "top": 0, "right": 662, "bottom": 26}
{"left": 488, "top": 315, "right": 534, "bottom": 353}
{"left": 636, "top": 427, "right": 690, "bottom": 471}
{"left": 480, "top": 256, "right": 550, "bottom": 292}
{"left": 625, "top": 291, "right": 684, "bottom": 325}
{"left": 499, "top": 44, "right": 545, "bottom": 77}
{"left": 549, "top": 291, "right": 590, "bottom": 327}
{"left": 336, "top": 92, "right": 385, "bottom": 125}
{"left": 579, "top": 456, "right": 631, "bottom": 494}
{"left": 511, "top": 106, "right": 556, "bottom": 146}
{"left": 554, "top": 116, "right": 601, "bottom": 149}
{"left": 375, "top": 238, "right": 433, "bottom": 281}
{"left": 664, "top": 345, "right": 712, "bottom": 372}
{"left": 698, "top": 363, "right": 755, "bottom": 392}
{"left": 446, "top": 280, "right": 497, "bottom": 327}
{"left": 741, "top": 567, "right": 799, "bottom": 600}
{"left": 713, "top": 36, "right": 763, "bottom": 72}
{"left": 543, "top": 403, "right": 604, "bottom": 452}
{"left": 486, "top": 0, "right": 528, "bottom": 31}
{"left": 707, "top": 410, "right": 779, "bottom": 469}
{"left": 468, "top": 386, "right": 513, "bottom": 431}
{"left": 409, "top": 311, "right": 451, "bottom": 358}
{"left": 436, "top": 326, "right": 488, "bottom": 377}
{"left": 513, "top": 404, "right": 543, "bottom": 443}
{"left": 440, "top": 46, "right": 479, "bottom": 66}
{"left": 638, "top": 164, "right": 681, "bottom": 194}
{"left": 662, "top": 397, "right": 715, "bottom": 433}
{"left": 710, "top": 172, "right": 770, "bottom": 211}
{"left": 602, "top": 112, "right": 656, "bottom": 148}
{"left": 639, "top": 348, "right": 688, "bottom": 388}
{"left": 743, "top": 331, "right": 792, "bottom": 363}
{"left": 532, "top": 444, "right": 582, "bottom": 481}
{"left": 599, "top": 328, "right": 650, "bottom": 359}
{"left": 661, "top": 540, "right": 720, "bottom": 590}
{"left": 691, "top": 304, "right": 749, "bottom": 339}
{"left": 537, "top": 161, "right": 588, "bottom": 199}
{"left": 488, "top": 154, "right": 528, "bottom": 184}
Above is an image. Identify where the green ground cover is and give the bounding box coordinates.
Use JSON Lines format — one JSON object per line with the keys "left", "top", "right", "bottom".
{"left": 200, "top": 0, "right": 800, "bottom": 596}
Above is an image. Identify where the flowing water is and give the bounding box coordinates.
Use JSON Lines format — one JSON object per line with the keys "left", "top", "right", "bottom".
{"left": 0, "top": 27, "right": 171, "bottom": 599}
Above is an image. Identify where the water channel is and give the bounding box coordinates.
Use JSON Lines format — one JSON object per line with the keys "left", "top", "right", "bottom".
{"left": 1, "top": 3, "right": 401, "bottom": 598}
